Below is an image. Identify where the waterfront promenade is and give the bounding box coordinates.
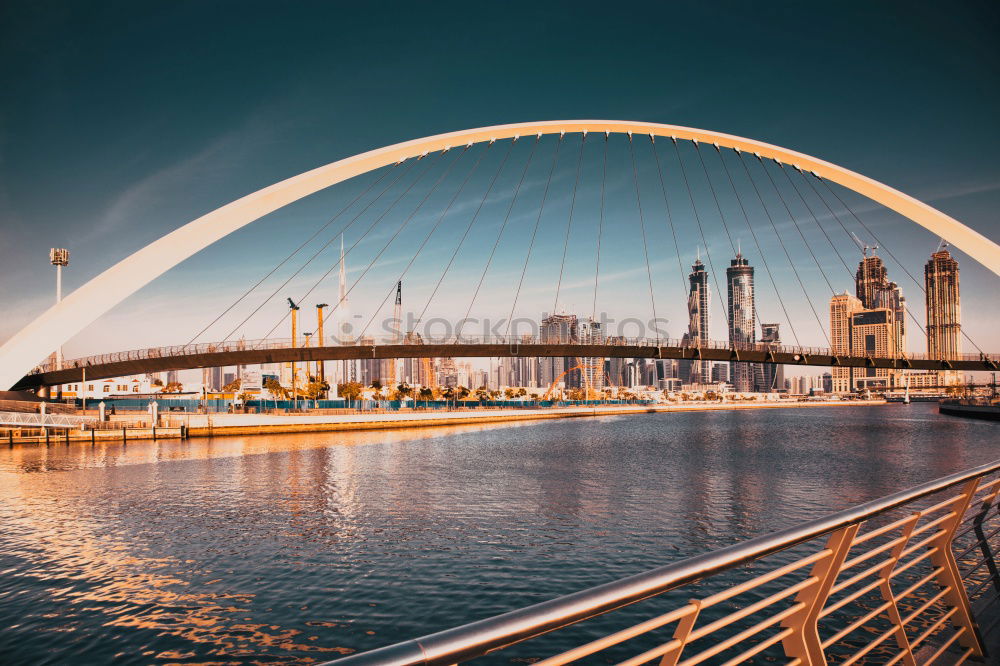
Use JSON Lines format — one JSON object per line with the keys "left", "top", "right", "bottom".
{"left": 2, "top": 399, "right": 887, "bottom": 443}
{"left": 173, "top": 399, "right": 888, "bottom": 436}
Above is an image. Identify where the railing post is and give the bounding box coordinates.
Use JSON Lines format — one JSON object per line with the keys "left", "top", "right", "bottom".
{"left": 876, "top": 514, "right": 920, "bottom": 665}
{"left": 781, "top": 523, "right": 859, "bottom": 665}
{"left": 971, "top": 483, "right": 1000, "bottom": 596}
{"left": 658, "top": 601, "right": 701, "bottom": 666}
{"left": 931, "top": 478, "right": 984, "bottom": 657}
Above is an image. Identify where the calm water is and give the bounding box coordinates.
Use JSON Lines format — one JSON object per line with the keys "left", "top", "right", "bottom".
{"left": 0, "top": 403, "right": 996, "bottom": 664}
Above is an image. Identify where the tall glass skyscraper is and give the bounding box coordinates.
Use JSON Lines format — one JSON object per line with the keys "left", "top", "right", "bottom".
{"left": 727, "top": 252, "right": 756, "bottom": 392}
{"left": 681, "top": 256, "right": 711, "bottom": 384}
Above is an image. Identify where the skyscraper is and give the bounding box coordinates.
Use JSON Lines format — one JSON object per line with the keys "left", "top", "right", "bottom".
{"left": 855, "top": 252, "right": 905, "bottom": 352}
{"left": 539, "top": 313, "right": 578, "bottom": 389}
{"left": 855, "top": 254, "right": 888, "bottom": 309}
{"left": 605, "top": 336, "right": 629, "bottom": 387}
{"left": 681, "top": 256, "right": 711, "bottom": 384}
{"left": 577, "top": 318, "right": 604, "bottom": 392}
{"left": 759, "top": 323, "right": 782, "bottom": 392}
{"left": 829, "top": 289, "right": 901, "bottom": 393}
{"left": 727, "top": 251, "right": 756, "bottom": 392}
{"left": 830, "top": 292, "right": 862, "bottom": 393}
{"left": 850, "top": 308, "right": 900, "bottom": 391}
{"left": 512, "top": 334, "right": 539, "bottom": 387}
{"left": 925, "top": 247, "right": 961, "bottom": 372}
{"left": 328, "top": 235, "right": 357, "bottom": 386}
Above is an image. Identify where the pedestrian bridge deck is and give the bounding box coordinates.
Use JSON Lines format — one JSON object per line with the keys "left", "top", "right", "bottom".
{"left": 14, "top": 335, "right": 999, "bottom": 390}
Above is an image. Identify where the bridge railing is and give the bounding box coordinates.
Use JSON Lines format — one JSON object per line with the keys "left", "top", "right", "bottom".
{"left": 38, "top": 334, "right": 993, "bottom": 375}
{"left": 323, "top": 460, "right": 1000, "bottom": 666}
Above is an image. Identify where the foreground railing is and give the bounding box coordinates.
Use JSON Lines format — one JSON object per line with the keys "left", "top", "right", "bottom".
{"left": 324, "top": 460, "right": 1000, "bottom": 665}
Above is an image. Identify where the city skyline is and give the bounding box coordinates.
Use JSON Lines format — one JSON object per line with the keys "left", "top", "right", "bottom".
{"left": 2, "top": 3, "right": 1000, "bottom": 363}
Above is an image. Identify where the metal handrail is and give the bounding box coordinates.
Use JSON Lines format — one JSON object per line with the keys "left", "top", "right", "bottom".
{"left": 324, "top": 459, "right": 1000, "bottom": 666}
{"left": 38, "top": 334, "right": 995, "bottom": 374}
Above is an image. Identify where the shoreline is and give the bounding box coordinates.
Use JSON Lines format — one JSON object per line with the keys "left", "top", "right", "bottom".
{"left": 179, "top": 399, "right": 888, "bottom": 437}
{"left": 2, "top": 400, "right": 890, "bottom": 444}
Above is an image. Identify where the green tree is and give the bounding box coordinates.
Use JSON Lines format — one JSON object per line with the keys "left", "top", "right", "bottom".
{"left": 338, "top": 381, "right": 364, "bottom": 404}
{"left": 162, "top": 381, "right": 183, "bottom": 393}
{"left": 222, "top": 378, "right": 241, "bottom": 392}
{"left": 418, "top": 387, "right": 434, "bottom": 402}
{"left": 265, "top": 378, "right": 289, "bottom": 399}
{"left": 305, "top": 380, "right": 329, "bottom": 403}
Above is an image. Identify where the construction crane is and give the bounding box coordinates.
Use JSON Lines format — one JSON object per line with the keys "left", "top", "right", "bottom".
{"left": 388, "top": 281, "right": 402, "bottom": 390}
{"left": 542, "top": 357, "right": 606, "bottom": 400}
{"left": 287, "top": 298, "right": 300, "bottom": 405}
{"left": 849, "top": 232, "right": 878, "bottom": 257}
{"left": 315, "top": 303, "right": 328, "bottom": 387}
{"left": 422, "top": 357, "right": 434, "bottom": 389}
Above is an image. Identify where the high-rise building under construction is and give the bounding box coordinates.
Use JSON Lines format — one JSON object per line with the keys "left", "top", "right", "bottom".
{"left": 925, "top": 246, "right": 961, "bottom": 385}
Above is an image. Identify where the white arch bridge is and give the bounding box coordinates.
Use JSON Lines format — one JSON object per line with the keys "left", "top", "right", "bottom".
{"left": 3, "top": 120, "right": 999, "bottom": 392}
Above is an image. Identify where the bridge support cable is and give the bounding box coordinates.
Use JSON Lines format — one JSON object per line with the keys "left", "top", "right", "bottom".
{"left": 591, "top": 133, "right": 609, "bottom": 323}
{"left": 314, "top": 149, "right": 468, "bottom": 337}
{"left": 457, "top": 136, "right": 540, "bottom": 342}
{"left": 222, "top": 159, "right": 421, "bottom": 345}
{"left": 627, "top": 133, "right": 661, "bottom": 344}
{"left": 783, "top": 166, "right": 932, "bottom": 345}
{"left": 552, "top": 133, "right": 586, "bottom": 315}
{"left": 756, "top": 157, "right": 838, "bottom": 297}
{"left": 812, "top": 175, "right": 988, "bottom": 357}
{"left": 256, "top": 151, "right": 448, "bottom": 343}
{"left": 506, "top": 135, "right": 564, "bottom": 337}
{"left": 735, "top": 151, "right": 832, "bottom": 346}
{"left": 358, "top": 144, "right": 492, "bottom": 340}
{"left": 778, "top": 164, "right": 855, "bottom": 278}
{"left": 693, "top": 142, "right": 775, "bottom": 335}
{"left": 795, "top": 170, "right": 938, "bottom": 346}
{"left": 184, "top": 165, "right": 399, "bottom": 348}
{"left": 715, "top": 147, "right": 802, "bottom": 347}
{"left": 673, "top": 138, "right": 732, "bottom": 333}
{"left": 650, "top": 136, "right": 698, "bottom": 316}
{"left": 693, "top": 143, "right": 739, "bottom": 257}
{"left": 414, "top": 140, "right": 516, "bottom": 331}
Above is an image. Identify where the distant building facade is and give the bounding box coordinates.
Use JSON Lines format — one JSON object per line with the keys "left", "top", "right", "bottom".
{"left": 539, "top": 313, "right": 578, "bottom": 389}
{"left": 680, "top": 257, "right": 711, "bottom": 384}
{"left": 925, "top": 248, "right": 961, "bottom": 385}
{"left": 727, "top": 252, "right": 758, "bottom": 392}
{"left": 759, "top": 322, "right": 783, "bottom": 392}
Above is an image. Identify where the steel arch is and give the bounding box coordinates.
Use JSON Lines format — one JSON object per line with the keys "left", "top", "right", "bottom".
{"left": 2, "top": 120, "right": 998, "bottom": 390}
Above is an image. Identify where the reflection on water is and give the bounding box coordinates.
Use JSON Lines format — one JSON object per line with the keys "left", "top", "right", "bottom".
{"left": 0, "top": 403, "right": 995, "bottom": 664}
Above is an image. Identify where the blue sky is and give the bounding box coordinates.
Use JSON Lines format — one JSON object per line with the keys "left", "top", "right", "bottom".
{"left": 1, "top": 1, "right": 998, "bottom": 360}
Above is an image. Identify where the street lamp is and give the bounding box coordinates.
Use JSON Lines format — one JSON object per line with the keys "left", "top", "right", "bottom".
{"left": 316, "top": 303, "right": 328, "bottom": 387}
{"left": 49, "top": 249, "right": 69, "bottom": 399}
